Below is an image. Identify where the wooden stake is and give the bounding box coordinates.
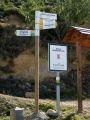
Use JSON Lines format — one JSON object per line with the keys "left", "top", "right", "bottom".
{"left": 35, "top": 35, "right": 39, "bottom": 113}
{"left": 76, "top": 41, "right": 83, "bottom": 113}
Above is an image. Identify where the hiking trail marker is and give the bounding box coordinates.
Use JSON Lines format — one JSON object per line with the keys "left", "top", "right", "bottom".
{"left": 35, "top": 11, "right": 57, "bottom": 114}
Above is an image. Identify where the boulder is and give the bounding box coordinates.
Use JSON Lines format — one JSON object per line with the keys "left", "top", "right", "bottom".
{"left": 30, "top": 112, "right": 49, "bottom": 120}
{"left": 25, "top": 92, "right": 34, "bottom": 98}
{"left": 46, "top": 109, "right": 58, "bottom": 117}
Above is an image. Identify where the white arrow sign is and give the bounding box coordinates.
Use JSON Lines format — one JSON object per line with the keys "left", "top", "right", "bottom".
{"left": 41, "top": 19, "right": 57, "bottom": 29}
{"left": 15, "top": 30, "right": 35, "bottom": 36}
{"left": 35, "top": 21, "right": 57, "bottom": 30}
{"left": 35, "top": 11, "right": 57, "bottom": 20}
{"left": 35, "top": 18, "right": 57, "bottom": 30}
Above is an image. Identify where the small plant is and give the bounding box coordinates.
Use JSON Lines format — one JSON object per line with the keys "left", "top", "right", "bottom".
{"left": 39, "top": 103, "right": 55, "bottom": 112}
{"left": 0, "top": 116, "right": 10, "bottom": 120}
{"left": 71, "top": 115, "right": 86, "bottom": 120}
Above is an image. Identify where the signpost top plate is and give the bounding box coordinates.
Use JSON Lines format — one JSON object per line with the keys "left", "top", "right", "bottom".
{"left": 35, "top": 11, "right": 57, "bottom": 20}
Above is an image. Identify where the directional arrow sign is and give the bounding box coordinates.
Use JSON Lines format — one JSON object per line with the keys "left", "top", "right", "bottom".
{"left": 35, "top": 11, "right": 57, "bottom": 20}
{"left": 15, "top": 30, "right": 35, "bottom": 36}
{"left": 41, "top": 19, "right": 57, "bottom": 29}
{"left": 35, "top": 18, "right": 57, "bottom": 30}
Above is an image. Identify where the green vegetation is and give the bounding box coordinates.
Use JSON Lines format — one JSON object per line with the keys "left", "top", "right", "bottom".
{"left": 0, "top": 2, "right": 16, "bottom": 11}
{"left": 0, "top": 116, "right": 10, "bottom": 120}
{"left": 0, "top": 0, "right": 45, "bottom": 25}
{"left": 0, "top": 0, "right": 90, "bottom": 47}
{"left": 71, "top": 115, "right": 86, "bottom": 120}
{"left": 0, "top": 0, "right": 90, "bottom": 25}
{"left": 39, "top": 102, "right": 55, "bottom": 112}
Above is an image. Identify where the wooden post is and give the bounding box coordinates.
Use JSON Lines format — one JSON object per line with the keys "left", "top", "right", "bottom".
{"left": 35, "top": 35, "right": 39, "bottom": 113}
{"left": 76, "top": 41, "right": 83, "bottom": 113}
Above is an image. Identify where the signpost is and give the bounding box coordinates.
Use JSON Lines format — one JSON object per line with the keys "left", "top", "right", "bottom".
{"left": 48, "top": 43, "right": 67, "bottom": 115}
{"left": 35, "top": 11, "right": 57, "bottom": 114}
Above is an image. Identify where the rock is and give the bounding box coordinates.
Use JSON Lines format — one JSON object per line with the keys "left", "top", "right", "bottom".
{"left": 26, "top": 82, "right": 31, "bottom": 88}
{"left": 30, "top": 112, "right": 49, "bottom": 120}
{"left": 25, "top": 92, "right": 34, "bottom": 98}
{"left": 46, "top": 109, "right": 58, "bottom": 117}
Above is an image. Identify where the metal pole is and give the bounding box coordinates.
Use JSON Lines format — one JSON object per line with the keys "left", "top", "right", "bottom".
{"left": 56, "top": 72, "right": 60, "bottom": 115}
{"left": 35, "top": 31, "right": 40, "bottom": 113}
{"left": 76, "top": 41, "right": 82, "bottom": 113}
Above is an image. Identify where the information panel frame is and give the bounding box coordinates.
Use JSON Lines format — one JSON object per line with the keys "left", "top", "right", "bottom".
{"left": 48, "top": 43, "right": 68, "bottom": 71}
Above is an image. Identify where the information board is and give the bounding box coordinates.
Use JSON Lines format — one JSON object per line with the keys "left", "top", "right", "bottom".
{"left": 48, "top": 43, "right": 67, "bottom": 71}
